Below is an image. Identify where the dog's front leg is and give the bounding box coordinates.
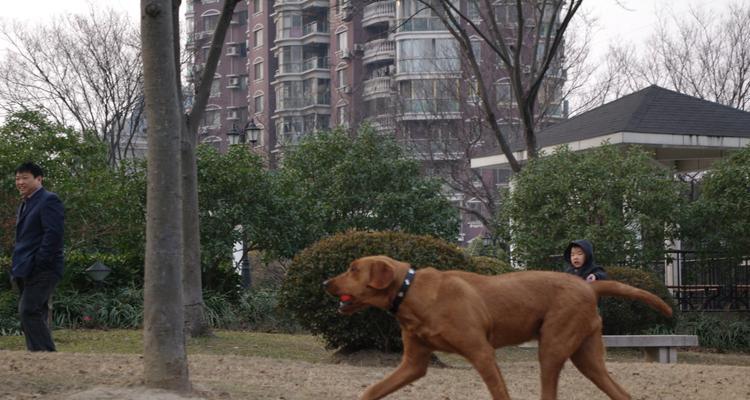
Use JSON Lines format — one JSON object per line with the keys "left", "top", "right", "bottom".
{"left": 360, "top": 334, "right": 432, "bottom": 400}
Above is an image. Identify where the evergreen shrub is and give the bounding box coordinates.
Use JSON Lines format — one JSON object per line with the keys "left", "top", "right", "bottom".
{"left": 600, "top": 266, "right": 676, "bottom": 334}
{"left": 280, "top": 231, "right": 482, "bottom": 352}
{"left": 470, "top": 256, "right": 514, "bottom": 275}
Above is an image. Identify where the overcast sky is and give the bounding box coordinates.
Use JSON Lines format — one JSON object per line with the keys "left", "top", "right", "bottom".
{"left": 0, "top": 0, "right": 744, "bottom": 80}
{"left": 0, "top": 0, "right": 742, "bottom": 57}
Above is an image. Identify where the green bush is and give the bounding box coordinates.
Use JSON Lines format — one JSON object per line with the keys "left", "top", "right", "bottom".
{"left": 0, "top": 290, "right": 20, "bottom": 336}
{"left": 500, "top": 144, "right": 685, "bottom": 269}
{"left": 59, "top": 251, "right": 143, "bottom": 293}
{"left": 679, "top": 313, "right": 750, "bottom": 352}
{"left": 470, "top": 256, "right": 515, "bottom": 275}
{"left": 53, "top": 287, "right": 144, "bottom": 329}
{"left": 280, "top": 230, "right": 480, "bottom": 352}
{"left": 600, "top": 266, "right": 676, "bottom": 334}
{"left": 236, "top": 288, "right": 301, "bottom": 333}
{"left": 0, "top": 256, "right": 10, "bottom": 292}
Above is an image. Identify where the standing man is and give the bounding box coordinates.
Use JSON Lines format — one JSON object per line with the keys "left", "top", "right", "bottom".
{"left": 11, "top": 162, "right": 64, "bottom": 351}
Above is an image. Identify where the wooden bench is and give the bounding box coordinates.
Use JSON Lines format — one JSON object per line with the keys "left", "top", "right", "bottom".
{"left": 520, "top": 335, "right": 699, "bottom": 364}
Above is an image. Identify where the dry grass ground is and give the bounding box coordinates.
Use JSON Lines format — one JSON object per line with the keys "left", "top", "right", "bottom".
{"left": 0, "top": 330, "right": 748, "bottom": 399}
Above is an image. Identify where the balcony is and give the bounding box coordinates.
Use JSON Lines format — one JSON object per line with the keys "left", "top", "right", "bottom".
{"left": 362, "top": 0, "right": 396, "bottom": 28}
{"left": 397, "top": 138, "right": 464, "bottom": 160}
{"left": 366, "top": 115, "right": 396, "bottom": 133}
{"left": 302, "top": 21, "right": 329, "bottom": 36}
{"left": 302, "top": 56, "right": 329, "bottom": 71}
{"left": 274, "top": 57, "right": 329, "bottom": 78}
{"left": 274, "top": 21, "right": 329, "bottom": 46}
{"left": 400, "top": 98, "right": 461, "bottom": 120}
{"left": 396, "top": 17, "right": 446, "bottom": 32}
{"left": 276, "top": 93, "right": 331, "bottom": 111}
{"left": 363, "top": 77, "right": 393, "bottom": 99}
{"left": 362, "top": 39, "right": 395, "bottom": 64}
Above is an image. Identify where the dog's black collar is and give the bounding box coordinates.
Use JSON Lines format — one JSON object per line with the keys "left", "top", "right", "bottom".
{"left": 389, "top": 268, "right": 416, "bottom": 315}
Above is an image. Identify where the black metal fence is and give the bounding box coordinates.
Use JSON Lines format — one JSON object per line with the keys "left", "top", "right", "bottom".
{"left": 645, "top": 251, "right": 750, "bottom": 312}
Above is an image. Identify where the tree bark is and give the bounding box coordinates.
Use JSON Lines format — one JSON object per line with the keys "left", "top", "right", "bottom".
{"left": 141, "top": 0, "right": 190, "bottom": 391}
{"left": 181, "top": 0, "right": 241, "bottom": 337}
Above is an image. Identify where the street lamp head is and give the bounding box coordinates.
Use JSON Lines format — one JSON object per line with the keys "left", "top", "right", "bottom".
{"left": 227, "top": 123, "right": 244, "bottom": 146}
{"left": 245, "top": 119, "right": 261, "bottom": 144}
{"left": 85, "top": 261, "right": 111, "bottom": 282}
{"left": 482, "top": 232, "right": 492, "bottom": 247}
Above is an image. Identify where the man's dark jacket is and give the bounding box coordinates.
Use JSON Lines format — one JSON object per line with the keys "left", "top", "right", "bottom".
{"left": 12, "top": 187, "right": 65, "bottom": 279}
{"left": 563, "top": 239, "right": 607, "bottom": 280}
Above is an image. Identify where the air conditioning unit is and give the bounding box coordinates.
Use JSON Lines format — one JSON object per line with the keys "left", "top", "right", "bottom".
{"left": 341, "top": 5, "right": 353, "bottom": 22}
{"left": 227, "top": 46, "right": 238, "bottom": 56}
{"left": 353, "top": 43, "right": 364, "bottom": 53}
{"left": 227, "top": 110, "right": 239, "bottom": 120}
{"left": 341, "top": 49, "right": 352, "bottom": 60}
{"left": 342, "top": 85, "right": 352, "bottom": 94}
{"left": 228, "top": 77, "right": 240, "bottom": 87}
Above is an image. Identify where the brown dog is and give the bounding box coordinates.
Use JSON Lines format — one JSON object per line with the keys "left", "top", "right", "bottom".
{"left": 323, "top": 255, "right": 672, "bottom": 400}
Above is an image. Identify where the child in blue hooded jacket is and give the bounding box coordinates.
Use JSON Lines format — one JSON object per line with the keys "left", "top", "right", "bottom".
{"left": 563, "top": 239, "right": 608, "bottom": 282}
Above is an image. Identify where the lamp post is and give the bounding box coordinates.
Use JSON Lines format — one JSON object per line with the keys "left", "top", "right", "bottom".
{"left": 227, "top": 118, "right": 261, "bottom": 146}
{"left": 241, "top": 242, "right": 251, "bottom": 290}
{"left": 227, "top": 119, "right": 261, "bottom": 290}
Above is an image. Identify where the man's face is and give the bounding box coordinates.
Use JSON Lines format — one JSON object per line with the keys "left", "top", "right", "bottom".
{"left": 570, "top": 246, "right": 587, "bottom": 269}
{"left": 15, "top": 172, "right": 42, "bottom": 198}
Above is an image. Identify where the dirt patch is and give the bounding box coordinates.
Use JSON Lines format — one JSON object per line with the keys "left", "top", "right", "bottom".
{"left": 1, "top": 350, "right": 749, "bottom": 399}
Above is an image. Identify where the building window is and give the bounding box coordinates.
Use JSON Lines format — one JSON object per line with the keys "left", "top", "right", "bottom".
{"left": 210, "top": 78, "right": 221, "bottom": 98}
{"left": 253, "top": 28, "right": 263, "bottom": 48}
{"left": 468, "top": 79, "right": 480, "bottom": 105}
{"left": 336, "top": 30, "right": 348, "bottom": 52}
{"left": 398, "top": 38, "right": 460, "bottom": 73}
{"left": 495, "top": 79, "right": 514, "bottom": 104}
{"left": 202, "top": 12, "right": 219, "bottom": 32}
{"left": 337, "top": 68, "right": 347, "bottom": 88}
{"left": 467, "top": 0, "right": 480, "bottom": 22}
{"left": 254, "top": 61, "right": 263, "bottom": 81}
{"left": 399, "top": 79, "right": 460, "bottom": 113}
{"left": 202, "top": 136, "right": 222, "bottom": 151}
{"left": 252, "top": 0, "right": 262, "bottom": 14}
{"left": 254, "top": 94, "right": 264, "bottom": 114}
{"left": 278, "top": 13, "right": 303, "bottom": 39}
{"left": 233, "top": 10, "right": 247, "bottom": 25}
{"left": 337, "top": 104, "right": 348, "bottom": 126}
{"left": 471, "top": 40, "right": 482, "bottom": 65}
{"left": 202, "top": 108, "right": 221, "bottom": 128}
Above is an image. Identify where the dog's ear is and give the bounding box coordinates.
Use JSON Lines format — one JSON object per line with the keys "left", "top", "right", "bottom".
{"left": 367, "top": 260, "right": 395, "bottom": 290}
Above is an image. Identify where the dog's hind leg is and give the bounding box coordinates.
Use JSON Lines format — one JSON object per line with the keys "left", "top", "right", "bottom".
{"left": 570, "top": 334, "right": 630, "bottom": 400}
{"left": 536, "top": 343, "right": 567, "bottom": 400}
{"left": 461, "top": 341, "right": 511, "bottom": 400}
{"left": 537, "top": 314, "right": 592, "bottom": 400}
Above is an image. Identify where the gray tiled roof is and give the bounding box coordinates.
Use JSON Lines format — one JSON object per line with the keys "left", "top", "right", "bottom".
{"left": 537, "top": 85, "right": 750, "bottom": 148}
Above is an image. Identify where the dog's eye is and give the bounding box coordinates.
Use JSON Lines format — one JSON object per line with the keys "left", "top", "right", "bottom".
{"left": 350, "top": 266, "right": 358, "bottom": 273}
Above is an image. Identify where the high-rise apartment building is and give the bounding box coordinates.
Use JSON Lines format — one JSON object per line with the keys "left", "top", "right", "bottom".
{"left": 186, "top": 0, "right": 567, "bottom": 243}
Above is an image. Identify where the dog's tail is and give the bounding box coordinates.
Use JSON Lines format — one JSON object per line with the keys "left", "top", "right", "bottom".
{"left": 591, "top": 281, "right": 673, "bottom": 317}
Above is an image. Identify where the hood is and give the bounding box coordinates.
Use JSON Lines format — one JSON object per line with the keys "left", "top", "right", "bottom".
{"left": 564, "top": 239, "right": 595, "bottom": 268}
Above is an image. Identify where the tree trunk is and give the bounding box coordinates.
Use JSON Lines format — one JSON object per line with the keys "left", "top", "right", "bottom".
{"left": 181, "top": 0, "right": 240, "bottom": 337}
{"left": 169, "top": 0, "right": 211, "bottom": 338}
{"left": 140, "top": 0, "right": 190, "bottom": 391}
